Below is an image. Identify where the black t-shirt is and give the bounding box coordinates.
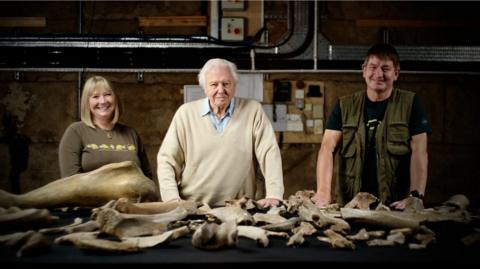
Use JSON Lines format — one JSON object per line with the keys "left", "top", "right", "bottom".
{"left": 325, "top": 93, "right": 432, "bottom": 196}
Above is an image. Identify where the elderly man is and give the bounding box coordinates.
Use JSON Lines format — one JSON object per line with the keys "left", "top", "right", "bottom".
{"left": 157, "top": 58, "right": 284, "bottom": 207}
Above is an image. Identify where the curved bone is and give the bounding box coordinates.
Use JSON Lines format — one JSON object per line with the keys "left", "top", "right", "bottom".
{"left": 261, "top": 217, "right": 299, "bottom": 232}
{"left": 206, "top": 206, "right": 254, "bottom": 225}
{"left": 94, "top": 207, "right": 188, "bottom": 238}
{"left": 0, "top": 161, "right": 158, "bottom": 208}
{"left": 112, "top": 198, "right": 197, "bottom": 215}
{"left": 55, "top": 231, "right": 139, "bottom": 253}
{"left": 292, "top": 221, "right": 317, "bottom": 236}
{"left": 122, "top": 226, "right": 190, "bottom": 248}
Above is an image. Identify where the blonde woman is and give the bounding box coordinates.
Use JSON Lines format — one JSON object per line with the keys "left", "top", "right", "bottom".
{"left": 59, "top": 76, "right": 151, "bottom": 178}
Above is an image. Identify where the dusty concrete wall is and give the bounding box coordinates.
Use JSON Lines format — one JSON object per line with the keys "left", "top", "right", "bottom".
{"left": 2, "top": 71, "right": 479, "bottom": 207}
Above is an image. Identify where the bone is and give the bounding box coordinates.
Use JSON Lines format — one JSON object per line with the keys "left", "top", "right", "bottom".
{"left": 261, "top": 217, "right": 299, "bottom": 232}
{"left": 191, "top": 221, "right": 238, "bottom": 250}
{"left": 292, "top": 221, "right": 317, "bottom": 236}
{"left": 346, "top": 228, "right": 370, "bottom": 241}
{"left": 206, "top": 206, "right": 254, "bottom": 225}
{"left": 287, "top": 231, "right": 305, "bottom": 247}
{"left": 93, "top": 207, "right": 188, "bottom": 238}
{"left": 237, "top": 226, "right": 270, "bottom": 247}
{"left": 253, "top": 212, "right": 287, "bottom": 224}
{"left": 55, "top": 231, "right": 139, "bottom": 253}
{"left": 111, "top": 198, "right": 198, "bottom": 215}
{"left": 0, "top": 207, "right": 59, "bottom": 229}
{"left": 340, "top": 208, "right": 420, "bottom": 229}
{"left": 39, "top": 217, "right": 83, "bottom": 234}
{"left": 442, "top": 194, "right": 470, "bottom": 211}
{"left": 0, "top": 161, "right": 158, "bottom": 208}
{"left": 299, "top": 201, "right": 350, "bottom": 233}
{"left": 122, "top": 226, "right": 190, "bottom": 248}
{"left": 344, "top": 192, "right": 378, "bottom": 210}
{"left": 403, "top": 197, "right": 424, "bottom": 213}
{"left": 1, "top": 230, "right": 51, "bottom": 257}
{"left": 366, "top": 239, "right": 395, "bottom": 247}
{"left": 322, "top": 229, "right": 356, "bottom": 250}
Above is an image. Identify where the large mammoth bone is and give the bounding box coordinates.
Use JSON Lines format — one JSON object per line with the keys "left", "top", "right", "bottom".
{"left": 0, "top": 161, "right": 158, "bottom": 208}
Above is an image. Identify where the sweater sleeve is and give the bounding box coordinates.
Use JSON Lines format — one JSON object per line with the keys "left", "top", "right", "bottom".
{"left": 58, "top": 123, "right": 83, "bottom": 177}
{"left": 253, "top": 104, "right": 285, "bottom": 200}
{"left": 156, "top": 112, "right": 185, "bottom": 201}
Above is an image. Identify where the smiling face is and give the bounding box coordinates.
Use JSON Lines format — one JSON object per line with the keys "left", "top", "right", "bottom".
{"left": 204, "top": 66, "right": 236, "bottom": 114}
{"left": 89, "top": 86, "right": 116, "bottom": 122}
{"left": 362, "top": 55, "right": 399, "bottom": 97}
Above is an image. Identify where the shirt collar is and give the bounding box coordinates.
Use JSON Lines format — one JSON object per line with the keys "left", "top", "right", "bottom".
{"left": 201, "top": 97, "right": 236, "bottom": 117}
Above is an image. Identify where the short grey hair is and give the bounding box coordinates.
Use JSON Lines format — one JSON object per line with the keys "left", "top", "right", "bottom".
{"left": 80, "top": 76, "right": 121, "bottom": 129}
{"left": 198, "top": 58, "right": 239, "bottom": 89}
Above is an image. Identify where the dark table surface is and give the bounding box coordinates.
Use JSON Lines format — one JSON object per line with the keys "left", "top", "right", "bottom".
{"left": 1, "top": 208, "right": 479, "bottom": 266}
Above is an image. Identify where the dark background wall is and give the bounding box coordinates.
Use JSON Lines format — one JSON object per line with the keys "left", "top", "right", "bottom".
{"left": 1, "top": 1, "right": 479, "bottom": 208}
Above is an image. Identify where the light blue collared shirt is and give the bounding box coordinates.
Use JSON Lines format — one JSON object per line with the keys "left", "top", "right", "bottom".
{"left": 201, "top": 97, "right": 235, "bottom": 133}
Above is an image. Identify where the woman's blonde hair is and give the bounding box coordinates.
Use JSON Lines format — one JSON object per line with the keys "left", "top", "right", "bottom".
{"left": 80, "top": 76, "right": 121, "bottom": 128}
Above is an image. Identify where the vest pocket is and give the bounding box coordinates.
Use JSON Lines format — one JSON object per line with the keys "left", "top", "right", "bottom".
{"left": 340, "top": 125, "right": 358, "bottom": 177}
{"left": 386, "top": 122, "right": 410, "bottom": 155}
{"left": 341, "top": 125, "right": 357, "bottom": 158}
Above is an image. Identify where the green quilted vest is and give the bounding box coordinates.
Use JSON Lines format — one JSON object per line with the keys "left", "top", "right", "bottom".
{"left": 334, "top": 88, "right": 415, "bottom": 205}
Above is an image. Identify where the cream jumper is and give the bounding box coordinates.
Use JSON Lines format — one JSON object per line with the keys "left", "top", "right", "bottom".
{"left": 157, "top": 97, "right": 284, "bottom": 206}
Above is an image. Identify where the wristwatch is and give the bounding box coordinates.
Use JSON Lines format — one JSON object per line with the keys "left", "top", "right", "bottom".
{"left": 409, "top": 190, "right": 424, "bottom": 200}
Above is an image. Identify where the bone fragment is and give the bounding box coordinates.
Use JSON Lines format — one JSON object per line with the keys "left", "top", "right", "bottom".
{"left": 191, "top": 221, "right": 238, "bottom": 250}
{"left": 344, "top": 192, "right": 378, "bottom": 210}
{"left": 94, "top": 207, "right": 188, "bottom": 238}
{"left": 261, "top": 217, "right": 299, "bottom": 232}
{"left": 253, "top": 212, "right": 287, "bottom": 224}
{"left": 112, "top": 197, "right": 197, "bottom": 215}
{"left": 122, "top": 226, "right": 190, "bottom": 248}
{"left": 346, "top": 228, "right": 370, "bottom": 241}
{"left": 206, "top": 206, "right": 254, "bottom": 225}
{"left": 0, "top": 230, "right": 51, "bottom": 257}
{"left": 443, "top": 194, "right": 470, "bottom": 211}
{"left": 287, "top": 231, "right": 305, "bottom": 247}
{"left": 56, "top": 231, "right": 139, "bottom": 253}
{"left": 323, "top": 229, "right": 356, "bottom": 250}
{"left": 0, "top": 207, "right": 58, "bottom": 229}
{"left": 39, "top": 217, "right": 83, "bottom": 234}
{"left": 403, "top": 197, "right": 424, "bottom": 213}
{"left": 366, "top": 239, "right": 395, "bottom": 247}
{"left": 237, "top": 226, "right": 270, "bottom": 247}
{"left": 292, "top": 221, "right": 317, "bottom": 236}
{"left": 299, "top": 201, "right": 350, "bottom": 233}
{"left": 0, "top": 161, "right": 158, "bottom": 208}
{"left": 340, "top": 208, "right": 420, "bottom": 229}
{"left": 386, "top": 232, "right": 405, "bottom": 244}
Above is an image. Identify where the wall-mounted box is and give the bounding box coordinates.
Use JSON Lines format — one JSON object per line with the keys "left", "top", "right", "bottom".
{"left": 222, "top": 0, "right": 245, "bottom": 11}
{"left": 221, "top": 18, "right": 244, "bottom": 41}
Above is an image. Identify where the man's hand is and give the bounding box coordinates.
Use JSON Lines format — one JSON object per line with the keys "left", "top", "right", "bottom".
{"left": 311, "top": 192, "right": 330, "bottom": 208}
{"left": 257, "top": 198, "right": 281, "bottom": 208}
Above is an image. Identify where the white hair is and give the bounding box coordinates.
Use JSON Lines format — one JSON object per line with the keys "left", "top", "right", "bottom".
{"left": 198, "top": 58, "right": 238, "bottom": 89}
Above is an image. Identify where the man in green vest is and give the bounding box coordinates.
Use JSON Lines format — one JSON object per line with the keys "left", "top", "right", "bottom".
{"left": 312, "top": 44, "right": 431, "bottom": 210}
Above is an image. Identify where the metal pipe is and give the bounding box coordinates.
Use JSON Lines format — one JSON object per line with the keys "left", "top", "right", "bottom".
{"left": 313, "top": 0, "right": 318, "bottom": 70}
{"left": 2, "top": 67, "right": 479, "bottom": 75}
